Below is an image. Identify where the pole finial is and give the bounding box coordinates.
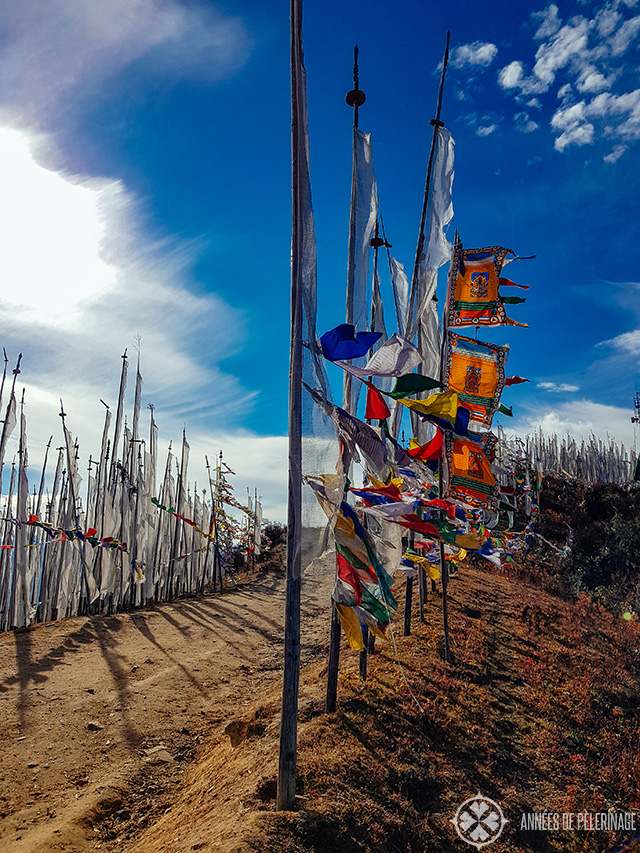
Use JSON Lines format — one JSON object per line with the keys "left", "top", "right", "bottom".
{"left": 345, "top": 44, "right": 365, "bottom": 109}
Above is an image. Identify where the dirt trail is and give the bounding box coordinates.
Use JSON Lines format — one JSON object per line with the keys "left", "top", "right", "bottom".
{"left": 0, "top": 558, "right": 333, "bottom": 852}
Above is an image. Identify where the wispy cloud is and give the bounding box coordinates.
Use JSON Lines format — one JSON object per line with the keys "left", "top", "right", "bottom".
{"left": 450, "top": 41, "right": 498, "bottom": 69}
{"left": 0, "top": 125, "right": 295, "bottom": 514}
{"left": 0, "top": 0, "right": 252, "bottom": 125}
{"left": 600, "top": 328, "right": 640, "bottom": 354}
{"left": 460, "top": 112, "right": 503, "bottom": 137}
{"left": 497, "top": 2, "right": 640, "bottom": 154}
{"left": 537, "top": 382, "right": 581, "bottom": 392}
{"left": 514, "top": 111, "right": 540, "bottom": 132}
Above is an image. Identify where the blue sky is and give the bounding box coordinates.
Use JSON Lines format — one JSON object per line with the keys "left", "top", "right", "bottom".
{"left": 0, "top": 0, "right": 638, "bottom": 519}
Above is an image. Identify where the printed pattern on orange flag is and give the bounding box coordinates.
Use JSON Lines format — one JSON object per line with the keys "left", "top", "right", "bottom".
{"left": 446, "top": 245, "right": 527, "bottom": 329}
{"left": 444, "top": 331, "right": 508, "bottom": 427}
{"left": 444, "top": 432, "right": 500, "bottom": 510}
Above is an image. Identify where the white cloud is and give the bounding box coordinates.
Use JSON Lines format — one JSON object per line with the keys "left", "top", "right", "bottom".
{"left": 477, "top": 124, "right": 497, "bottom": 137}
{"left": 588, "top": 88, "right": 640, "bottom": 138}
{"left": 450, "top": 41, "right": 498, "bottom": 69}
{"left": 498, "top": 2, "right": 640, "bottom": 151}
{"left": 532, "top": 18, "right": 591, "bottom": 87}
{"left": 557, "top": 83, "right": 573, "bottom": 101}
{"left": 609, "top": 14, "right": 640, "bottom": 54}
{"left": 499, "top": 60, "right": 531, "bottom": 91}
{"left": 0, "top": 126, "right": 250, "bottom": 411}
{"left": 0, "top": 0, "right": 252, "bottom": 122}
{"left": 604, "top": 143, "right": 628, "bottom": 161}
{"left": 533, "top": 4, "right": 562, "bottom": 39}
{"left": 537, "top": 382, "right": 580, "bottom": 392}
{"left": 551, "top": 101, "right": 595, "bottom": 149}
{"left": 595, "top": 5, "right": 622, "bottom": 37}
{"left": 600, "top": 328, "right": 640, "bottom": 353}
{"left": 514, "top": 111, "right": 539, "bottom": 132}
{"left": 510, "top": 399, "right": 636, "bottom": 447}
{"left": 0, "top": 125, "right": 296, "bottom": 516}
{"left": 576, "top": 68, "right": 611, "bottom": 93}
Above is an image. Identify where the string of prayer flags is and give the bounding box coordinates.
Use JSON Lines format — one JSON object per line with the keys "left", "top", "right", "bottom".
{"left": 447, "top": 245, "right": 528, "bottom": 329}
{"left": 320, "top": 324, "right": 381, "bottom": 361}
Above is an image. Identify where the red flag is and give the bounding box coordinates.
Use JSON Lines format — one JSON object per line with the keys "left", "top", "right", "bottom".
{"left": 422, "top": 498, "right": 457, "bottom": 519}
{"left": 337, "top": 553, "right": 363, "bottom": 605}
{"left": 499, "top": 278, "right": 529, "bottom": 289}
{"left": 504, "top": 376, "right": 529, "bottom": 386}
{"left": 364, "top": 381, "right": 391, "bottom": 420}
{"left": 395, "top": 515, "right": 440, "bottom": 537}
{"left": 407, "top": 429, "right": 443, "bottom": 461}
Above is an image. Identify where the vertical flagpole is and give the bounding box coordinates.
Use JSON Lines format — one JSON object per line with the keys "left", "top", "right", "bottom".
{"left": 407, "top": 32, "right": 450, "bottom": 338}
{"left": 325, "top": 45, "right": 367, "bottom": 713}
{"left": 439, "top": 230, "right": 461, "bottom": 666}
{"left": 401, "top": 34, "right": 450, "bottom": 638}
{"left": 278, "top": 0, "right": 304, "bottom": 812}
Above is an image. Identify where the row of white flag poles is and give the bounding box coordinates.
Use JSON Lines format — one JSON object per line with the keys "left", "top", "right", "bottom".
{"left": 0, "top": 350, "right": 263, "bottom": 633}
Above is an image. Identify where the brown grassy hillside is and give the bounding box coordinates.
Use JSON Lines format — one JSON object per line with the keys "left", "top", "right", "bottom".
{"left": 133, "top": 558, "right": 640, "bottom": 853}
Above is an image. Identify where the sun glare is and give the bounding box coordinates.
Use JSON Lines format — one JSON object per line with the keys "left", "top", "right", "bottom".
{"left": 0, "top": 126, "right": 117, "bottom": 321}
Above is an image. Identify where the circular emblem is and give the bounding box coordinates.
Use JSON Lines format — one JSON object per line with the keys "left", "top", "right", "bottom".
{"left": 451, "top": 793, "right": 507, "bottom": 848}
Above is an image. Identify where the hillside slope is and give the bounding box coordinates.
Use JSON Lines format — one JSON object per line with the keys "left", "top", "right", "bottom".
{"left": 132, "top": 559, "right": 640, "bottom": 853}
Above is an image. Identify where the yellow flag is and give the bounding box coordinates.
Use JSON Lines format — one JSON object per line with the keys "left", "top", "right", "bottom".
{"left": 427, "top": 565, "right": 441, "bottom": 581}
{"left": 366, "top": 473, "right": 388, "bottom": 489}
{"left": 447, "top": 548, "right": 467, "bottom": 563}
{"left": 454, "top": 533, "right": 485, "bottom": 550}
{"left": 396, "top": 390, "right": 459, "bottom": 424}
{"left": 335, "top": 603, "right": 365, "bottom": 651}
{"left": 402, "top": 552, "right": 426, "bottom": 564}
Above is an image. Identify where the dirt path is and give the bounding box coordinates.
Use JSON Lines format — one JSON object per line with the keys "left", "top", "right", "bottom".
{"left": 0, "top": 559, "right": 333, "bottom": 852}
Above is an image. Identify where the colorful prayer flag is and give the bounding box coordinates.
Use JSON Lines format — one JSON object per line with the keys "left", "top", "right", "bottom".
{"left": 444, "top": 432, "right": 500, "bottom": 509}
{"left": 444, "top": 331, "right": 508, "bottom": 427}
{"left": 447, "top": 245, "right": 528, "bottom": 329}
{"left": 320, "top": 323, "right": 381, "bottom": 361}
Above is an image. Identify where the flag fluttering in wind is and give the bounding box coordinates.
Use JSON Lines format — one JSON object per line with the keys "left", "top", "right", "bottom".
{"left": 320, "top": 323, "right": 382, "bottom": 361}
{"left": 446, "top": 245, "right": 528, "bottom": 329}
{"left": 333, "top": 333, "right": 422, "bottom": 379}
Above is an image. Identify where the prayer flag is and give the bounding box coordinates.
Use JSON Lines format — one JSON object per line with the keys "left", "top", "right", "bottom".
{"left": 444, "top": 331, "right": 508, "bottom": 427}
{"left": 447, "top": 245, "right": 528, "bottom": 329}
{"left": 364, "top": 381, "right": 391, "bottom": 420}
{"left": 320, "top": 323, "right": 381, "bottom": 361}
{"left": 389, "top": 373, "right": 444, "bottom": 399}
{"left": 444, "top": 432, "right": 499, "bottom": 509}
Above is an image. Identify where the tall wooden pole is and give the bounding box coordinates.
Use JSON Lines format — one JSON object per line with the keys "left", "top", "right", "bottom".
{"left": 277, "top": 0, "right": 304, "bottom": 812}
{"left": 438, "top": 230, "right": 461, "bottom": 666}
